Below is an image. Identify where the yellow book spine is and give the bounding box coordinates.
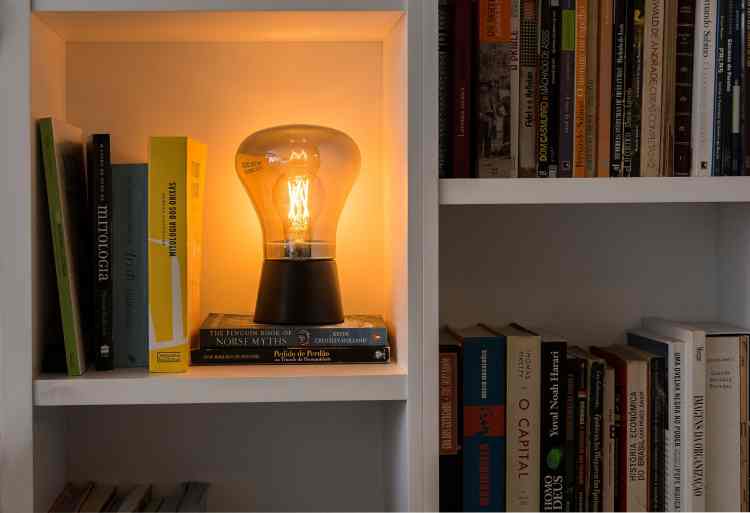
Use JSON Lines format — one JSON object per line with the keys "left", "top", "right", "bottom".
{"left": 148, "top": 137, "right": 206, "bottom": 373}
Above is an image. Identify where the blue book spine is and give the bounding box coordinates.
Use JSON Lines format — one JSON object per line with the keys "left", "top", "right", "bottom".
{"left": 112, "top": 164, "right": 148, "bottom": 368}
{"left": 462, "top": 336, "right": 506, "bottom": 511}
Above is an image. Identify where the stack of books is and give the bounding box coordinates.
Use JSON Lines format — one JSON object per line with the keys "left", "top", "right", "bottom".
{"left": 48, "top": 481, "right": 209, "bottom": 512}
{"left": 193, "top": 313, "right": 391, "bottom": 365}
{"left": 439, "top": 0, "right": 750, "bottom": 178}
{"left": 439, "top": 318, "right": 749, "bottom": 512}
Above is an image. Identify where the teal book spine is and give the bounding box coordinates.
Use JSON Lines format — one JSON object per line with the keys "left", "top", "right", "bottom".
{"left": 112, "top": 164, "right": 148, "bottom": 368}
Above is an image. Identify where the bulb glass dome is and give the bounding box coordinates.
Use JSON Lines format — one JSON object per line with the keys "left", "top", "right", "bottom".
{"left": 235, "top": 125, "right": 360, "bottom": 261}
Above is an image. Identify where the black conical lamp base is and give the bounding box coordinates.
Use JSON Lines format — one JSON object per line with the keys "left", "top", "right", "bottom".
{"left": 253, "top": 259, "right": 344, "bottom": 325}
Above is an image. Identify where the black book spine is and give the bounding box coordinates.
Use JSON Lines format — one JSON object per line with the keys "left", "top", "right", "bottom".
{"left": 89, "top": 134, "right": 113, "bottom": 371}
{"left": 715, "top": 3, "right": 727, "bottom": 174}
{"left": 731, "top": 0, "right": 743, "bottom": 175}
{"left": 572, "top": 357, "right": 588, "bottom": 512}
{"left": 722, "top": 0, "right": 737, "bottom": 175}
{"left": 439, "top": 0, "right": 452, "bottom": 178}
{"left": 191, "top": 346, "right": 391, "bottom": 364}
{"left": 439, "top": 344, "right": 462, "bottom": 512}
{"left": 541, "top": 342, "right": 567, "bottom": 511}
{"left": 611, "top": 0, "right": 628, "bottom": 176}
{"left": 538, "top": 0, "right": 553, "bottom": 177}
{"left": 588, "top": 361, "right": 604, "bottom": 512}
{"left": 674, "top": 0, "right": 697, "bottom": 176}
{"left": 564, "top": 362, "right": 577, "bottom": 511}
{"left": 200, "top": 327, "right": 388, "bottom": 348}
{"left": 745, "top": 0, "right": 750, "bottom": 174}
{"left": 650, "top": 355, "right": 667, "bottom": 512}
{"left": 626, "top": 0, "right": 645, "bottom": 176}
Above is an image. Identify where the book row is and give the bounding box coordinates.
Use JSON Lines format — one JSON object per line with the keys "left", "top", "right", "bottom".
{"left": 38, "top": 119, "right": 390, "bottom": 376}
{"left": 49, "top": 482, "right": 209, "bottom": 512}
{"left": 439, "top": 318, "right": 749, "bottom": 511}
{"left": 438, "top": 0, "right": 750, "bottom": 177}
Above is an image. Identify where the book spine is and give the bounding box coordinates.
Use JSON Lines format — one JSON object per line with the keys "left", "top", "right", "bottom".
{"left": 602, "top": 367, "right": 616, "bottom": 512}
{"left": 741, "top": 336, "right": 749, "bottom": 512}
{"left": 588, "top": 361, "right": 604, "bottom": 511}
{"left": 540, "top": 343, "right": 567, "bottom": 512}
{"left": 519, "top": 0, "right": 538, "bottom": 177}
{"left": 573, "top": 0, "right": 587, "bottom": 177}
{"left": 626, "top": 362, "right": 649, "bottom": 511}
{"left": 89, "top": 134, "right": 113, "bottom": 371}
{"left": 538, "top": 0, "right": 558, "bottom": 177}
{"left": 440, "top": 345, "right": 462, "bottom": 512}
{"left": 675, "top": 0, "right": 697, "bottom": 176}
{"left": 559, "top": 0, "right": 576, "bottom": 176}
{"left": 452, "top": 0, "right": 473, "bottom": 177}
{"left": 462, "top": 338, "right": 506, "bottom": 511}
{"left": 584, "top": 0, "right": 599, "bottom": 177}
{"left": 572, "top": 357, "right": 588, "bottom": 512}
{"left": 714, "top": 2, "right": 728, "bottom": 175}
{"left": 439, "top": 0, "right": 451, "bottom": 178}
{"left": 610, "top": 0, "right": 628, "bottom": 176}
{"left": 691, "top": 335, "right": 706, "bottom": 510}
{"left": 511, "top": 0, "right": 521, "bottom": 177}
{"left": 667, "top": 343, "right": 686, "bottom": 511}
{"left": 731, "top": 0, "right": 743, "bottom": 175}
{"left": 192, "top": 346, "right": 391, "bottom": 364}
{"left": 507, "top": 337, "right": 541, "bottom": 511}
{"left": 200, "top": 327, "right": 389, "bottom": 348}
{"left": 626, "top": 0, "right": 645, "bottom": 176}
{"left": 597, "top": 0, "right": 614, "bottom": 176}
{"left": 706, "top": 337, "right": 742, "bottom": 511}
{"left": 745, "top": 0, "right": 750, "bottom": 174}
{"left": 641, "top": 0, "right": 666, "bottom": 176}
{"left": 477, "top": 0, "right": 517, "bottom": 177}
{"left": 692, "top": 0, "right": 717, "bottom": 175}
{"left": 112, "top": 165, "right": 149, "bottom": 368}
{"left": 651, "top": 356, "right": 667, "bottom": 511}
{"left": 564, "top": 362, "right": 577, "bottom": 510}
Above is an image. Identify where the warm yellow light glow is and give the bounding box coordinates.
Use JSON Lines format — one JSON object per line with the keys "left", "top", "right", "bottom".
{"left": 287, "top": 175, "right": 310, "bottom": 233}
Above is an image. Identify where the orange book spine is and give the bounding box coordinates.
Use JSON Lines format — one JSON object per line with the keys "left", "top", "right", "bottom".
{"left": 597, "top": 0, "right": 613, "bottom": 176}
{"left": 573, "top": 0, "right": 587, "bottom": 177}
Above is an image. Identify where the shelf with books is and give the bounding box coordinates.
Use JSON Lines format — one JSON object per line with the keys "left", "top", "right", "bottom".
{"left": 440, "top": 177, "right": 750, "bottom": 205}
{"left": 34, "top": 362, "right": 407, "bottom": 406}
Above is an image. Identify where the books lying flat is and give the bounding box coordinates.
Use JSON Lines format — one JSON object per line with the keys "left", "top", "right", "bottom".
{"left": 200, "top": 313, "right": 388, "bottom": 348}
{"left": 191, "top": 346, "right": 391, "bottom": 364}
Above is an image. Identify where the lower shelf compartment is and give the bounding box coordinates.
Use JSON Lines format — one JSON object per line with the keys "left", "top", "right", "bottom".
{"left": 34, "top": 362, "right": 407, "bottom": 405}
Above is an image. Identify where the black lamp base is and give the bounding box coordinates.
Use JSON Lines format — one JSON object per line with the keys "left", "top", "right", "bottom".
{"left": 254, "top": 259, "right": 344, "bottom": 325}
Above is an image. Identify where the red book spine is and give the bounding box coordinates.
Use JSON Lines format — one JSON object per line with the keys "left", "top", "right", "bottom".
{"left": 452, "top": 0, "right": 474, "bottom": 177}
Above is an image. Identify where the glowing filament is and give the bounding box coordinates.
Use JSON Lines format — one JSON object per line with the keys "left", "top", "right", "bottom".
{"left": 287, "top": 175, "right": 310, "bottom": 234}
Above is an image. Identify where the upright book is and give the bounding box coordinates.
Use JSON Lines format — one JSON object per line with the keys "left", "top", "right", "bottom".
{"left": 518, "top": 0, "right": 538, "bottom": 177}
{"left": 558, "top": 0, "right": 576, "bottom": 176}
{"left": 452, "top": 0, "right": 474, "bottom": 177}
{"left": 438, "top": 0, "right": 451, "bottom": 178}
{"left": 439, "top": 331, "right": 462, "bottom": 512}
{"left": 38, "top": 118, "right": 89, "bottom": 376}
{"left": 674, "top": 0, "right": 697, "bottom": 176}
{"left": 566, "top": 352, "right": 588, "bottom": 512}
{"left": 148, "top": 137, "right": 207, "bottom": 372}
{"left": 573, "top": 0, "right": 588, "bottom": 177}
{"left": 640, "top": 0, "right": 667, "bottom": 175}
{"left": 602, "top": 366, "right": 616, "bottom": 512}
{"left": 112, "top": 164, "right": 148, "bottom": 368}
{"left": 691, "top": 0, "right": 718, "bottom": 175}
{"left": 448, "top": 325, "right": 506, "bottom": 511}
{"left": 88, "top": 134, "right": 114, "bottom": 370}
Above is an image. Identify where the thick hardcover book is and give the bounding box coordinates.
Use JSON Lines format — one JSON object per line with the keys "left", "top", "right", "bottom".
{"left": 518, "top": 0, "right": 538, "bottom": 177}
{"left": 624, "top": 0, "right": 645, "bottom": 176}
{"left": 452, "top": 0, "right": 473, "bottom": 178}
{"left": 692, "top": 0, "right": 718, "bottom": 175}
{"left": 477, "top": 0, "right": 517, "bottom": 177}
{"left": 448, "top": 325, "right": 506, "bottom": 511}
{"left": 439, "top": 0, "right": 451, "bottom": 178}
{"left": 564, "top": 358, "right": 577, "bottom": 510}
{"left": 38, "top": 118, "right": 89, "bottom": 376}
{"left": 572, "top": 0, "right": 588, "bottom": 177}
{"left": 628, "top": 329, "right": 688, "bottom": 511}
{"left": 610, "top": 0, "right": 628, "bottom": 175}
{"left": 584, "top": 0, "right": 599, "bottom": 177}
{"left": 200, "top": 313, "right": 388, "bottom": 348}
{"left": 537, "top": 0, "right": 560, "bottom": 177}
{"left": 89, "top": 134, "right": 114, "bottom": 371}
{"left": 148, "top": 137, "right": 206, "bottom": 373}
{"left": 439, "top": 332, "right": 462, "bottom": 512}
{"left": 112, "top": 164, "right": 148, "bottom": 368}
{"left": 590, "top": 345, "right": 649, "bottom": 512}
{"left": 558, "top": 0, "right": 576, "bottom": 176}
{"left": 640, "top": 0, "right": 666, "bottom": 176}
{"left": 602, "top": 366, "right": 616, "bottom": 512}
{"left": 674, "top": 0, "right": 697, "bottom": 176}
{"left": 192, "top": 345, "right": 391, "bottom": 365}
{"left": 487, "top": 325, "right": 540, "bottom": 511}
{"left": 597, "top": 0, "right": 614, "bottom": 176}
{"left": 643, "top": 318, "right": 706, "bottom": 511}
{"left": 539, "top": 336, "right": 567, "bottom": 511}
{"left": 627, "top": 343, "right": 667, "bottom": 511}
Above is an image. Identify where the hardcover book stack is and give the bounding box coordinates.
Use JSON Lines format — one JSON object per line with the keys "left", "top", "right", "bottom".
{"left": 439, "top": 318, "right": 750, "bottom": 512}
{"left": 48, "top": 481, "right": 209, "bottom": 512}
{"left": 439, "top": 0, "right": 750, "bottom": 177}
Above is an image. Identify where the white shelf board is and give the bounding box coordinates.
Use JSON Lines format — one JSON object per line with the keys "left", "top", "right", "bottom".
{"left": 440, "top": 177, "right": 750, "bottom": 205}
{"left": 33, "top": 0, "right": 406, "bottom": 12}
{"left": 35, "top": 10, "right": 404, "bottom": 42}
{"left": 34, "top": 363, "right": 407, "bottom": 406}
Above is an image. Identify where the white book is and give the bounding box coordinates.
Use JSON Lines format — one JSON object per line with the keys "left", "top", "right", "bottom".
{"left": 640, "top": 0, "right": 666, "bottom": 176}
{"left": 628, "top": 328, "right": 688, "bottom": 511}
{"left": 690, "top": 0, "right": 718, "bottom": 175}
{"left": 642, "top": 318, "right": 706, "bottom": 512}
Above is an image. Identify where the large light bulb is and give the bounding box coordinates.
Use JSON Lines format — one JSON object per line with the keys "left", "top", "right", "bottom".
{"left": 235, "top": 125, "right": 360, "bottom": 324}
